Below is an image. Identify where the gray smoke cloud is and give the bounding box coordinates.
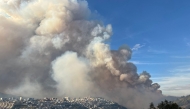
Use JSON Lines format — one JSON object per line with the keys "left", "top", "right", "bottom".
{"left": 0, "top": 0, "right": 164, "bottom": 108}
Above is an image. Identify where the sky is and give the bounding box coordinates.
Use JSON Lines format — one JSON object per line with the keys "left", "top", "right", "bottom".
{"left": 87, "top": 0, "right": 190, "bottom": 96}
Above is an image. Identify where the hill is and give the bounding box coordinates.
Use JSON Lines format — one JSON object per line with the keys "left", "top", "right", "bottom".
{"left": 174, "top": 95, "right": 190, "bottom": 109}
{"left": 0, "top": 92, "right": 15, "bottom": 98}
{"left": 0, "top": 97, "right": 127, "bottom": 109}
{"left": 0, "top": 92, "right": 9, "bottom": 97}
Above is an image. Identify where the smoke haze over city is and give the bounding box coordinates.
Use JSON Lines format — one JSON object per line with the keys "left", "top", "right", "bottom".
{"left": 0, "top": 0, "right": 190, "bottom": 109}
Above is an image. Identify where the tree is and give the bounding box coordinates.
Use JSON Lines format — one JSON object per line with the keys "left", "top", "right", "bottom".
{"left": 150, "top": 100, "right": 183, "bottom": 109}
{"left": 149, "top": 102, "right": 156, "bottom": 109}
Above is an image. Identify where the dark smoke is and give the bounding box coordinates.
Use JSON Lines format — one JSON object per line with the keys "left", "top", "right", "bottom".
{"left": 0, "top": 0, "right": 163, "bottom": 108}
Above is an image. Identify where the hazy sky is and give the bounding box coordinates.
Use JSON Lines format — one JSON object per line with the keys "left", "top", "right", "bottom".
{"left": 87, "top": 0, "right": 190, "bottom": 96}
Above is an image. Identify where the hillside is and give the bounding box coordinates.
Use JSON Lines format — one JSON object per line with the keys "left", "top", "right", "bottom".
{"left": 0, "top": 92, "right": 15, "bottom": 98}
{"left": 0, "top": 97, "right": 127, "bottom": 109}
{"left": 0, "top": 92, "right": 9, "bottom": 97}
{"left": 175, "top": 95, "right": 190, "bottom": 109}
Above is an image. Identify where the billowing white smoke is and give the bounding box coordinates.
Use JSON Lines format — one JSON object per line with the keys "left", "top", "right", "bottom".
{"left": 52, "top": 51, "right": 93, "bottom": 98}
{"left": 0, "top": 0, "right": 163, "bottom": 108}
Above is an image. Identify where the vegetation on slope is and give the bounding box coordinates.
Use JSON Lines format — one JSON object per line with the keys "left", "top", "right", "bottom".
{"left": 175, "top": 95, "right": 190, "bottom": 109}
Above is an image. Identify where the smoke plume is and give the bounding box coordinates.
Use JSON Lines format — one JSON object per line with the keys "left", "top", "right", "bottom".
{"left": 0, "top": 0, "right": 163, "bottom": 108}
